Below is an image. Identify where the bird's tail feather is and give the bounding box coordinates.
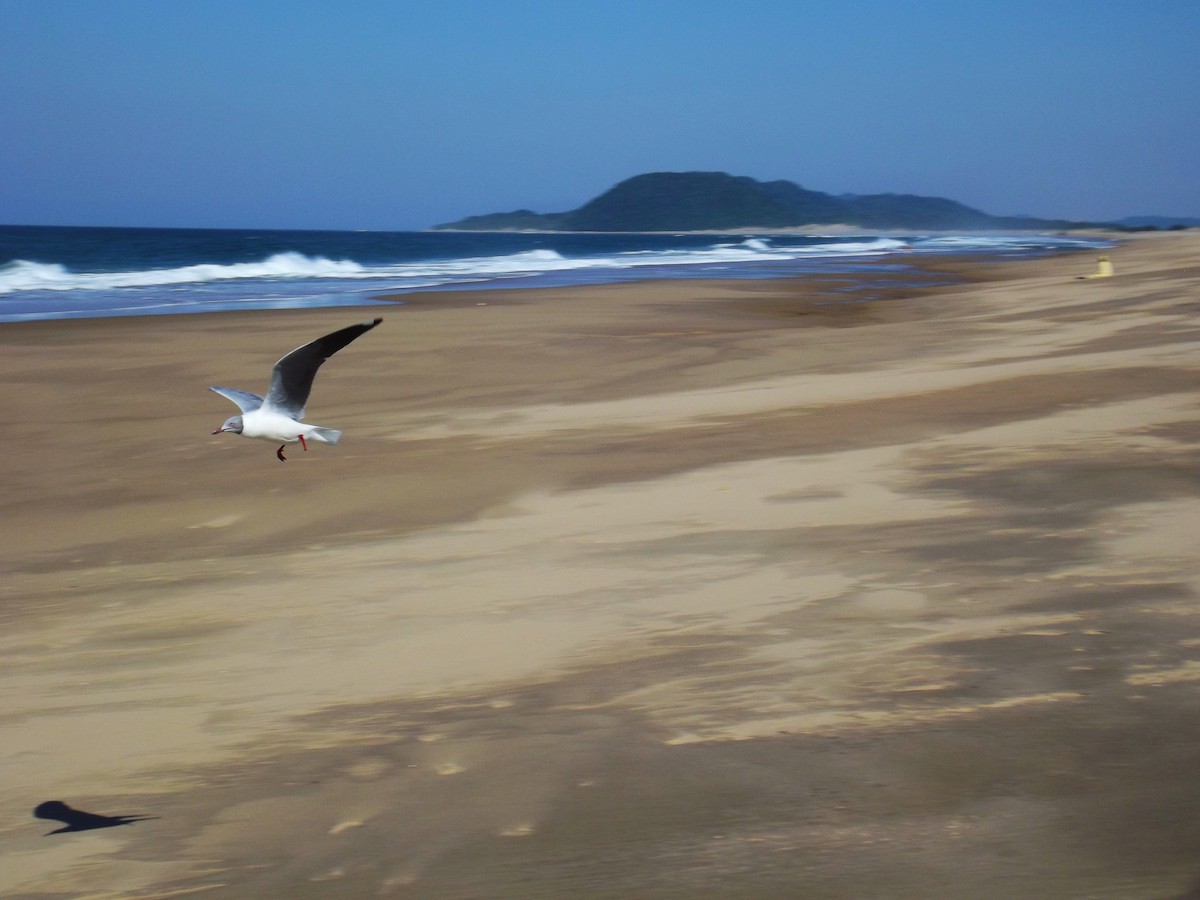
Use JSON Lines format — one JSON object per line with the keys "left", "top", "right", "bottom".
{"left": 310, "top": 427, "right": 342, "bottom": 445}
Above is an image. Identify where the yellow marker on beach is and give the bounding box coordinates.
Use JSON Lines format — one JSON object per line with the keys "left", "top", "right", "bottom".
{"left": 1078, "top": 255, "right": 1114, "bottom": 279}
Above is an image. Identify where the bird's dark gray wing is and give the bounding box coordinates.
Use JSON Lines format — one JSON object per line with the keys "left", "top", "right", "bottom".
{"left": 262, "top": 318, "right": 382, "bottom": 419}
{"left": 210, "top": 386, "right": 264, "bottom": 413}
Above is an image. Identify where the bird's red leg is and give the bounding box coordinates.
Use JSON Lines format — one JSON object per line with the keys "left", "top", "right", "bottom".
{"left": 299, "top": 434, "right": 308, "bottom": 452}
{"left": 276, "top": 445, "right": 287, "bottom": 462}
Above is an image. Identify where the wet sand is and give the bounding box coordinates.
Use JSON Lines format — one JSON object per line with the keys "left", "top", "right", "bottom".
{"left": 4, "top": 232, "right": 1200, "bottom": 898}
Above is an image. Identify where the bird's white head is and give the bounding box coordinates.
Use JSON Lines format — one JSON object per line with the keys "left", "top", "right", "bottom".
{"left": 213, "top": 415, "right": 244, "bottom": 435}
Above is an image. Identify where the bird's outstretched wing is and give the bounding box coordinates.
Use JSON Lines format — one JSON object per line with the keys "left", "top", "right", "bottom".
{"left": 210, "top": 386, "right": 264, "bottom": 413}
{"left": 262, "top": 318, "right": 382, "bottom": 420}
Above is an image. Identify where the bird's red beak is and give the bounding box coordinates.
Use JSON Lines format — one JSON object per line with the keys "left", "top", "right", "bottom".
{"left": 212, "top": 427, "right": 225, "bottom": 434}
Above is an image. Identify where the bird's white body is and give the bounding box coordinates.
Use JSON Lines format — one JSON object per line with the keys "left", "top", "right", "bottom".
{"left": 238, "top": 408, "right": 339, "bottom": 445}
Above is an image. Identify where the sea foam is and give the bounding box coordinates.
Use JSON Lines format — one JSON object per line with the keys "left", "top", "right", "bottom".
{"left": 0, "top": 240, "right": 915, "bottom": 296}
{"left": 0, "top": 226, "right": 1110, "bottom": 321}
{"left": 0, "top": 252, "right": 364, "bottom": 293}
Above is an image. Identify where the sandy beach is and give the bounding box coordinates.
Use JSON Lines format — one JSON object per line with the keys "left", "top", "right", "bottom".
{"left": 4, "top": 232, "right": 1200, "bottom": 898}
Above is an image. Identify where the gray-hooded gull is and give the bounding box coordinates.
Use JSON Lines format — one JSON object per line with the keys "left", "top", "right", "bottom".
{"left": 211, "top": 318, "right": 382, "bottom": 461}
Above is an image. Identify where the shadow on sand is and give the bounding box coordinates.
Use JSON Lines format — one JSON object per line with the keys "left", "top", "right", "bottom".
{"left": 33, "top": 800, "right": 156, "bottom": 835}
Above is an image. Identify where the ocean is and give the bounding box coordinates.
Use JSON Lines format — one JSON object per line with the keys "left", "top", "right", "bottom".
{"left": 0, "top": 225, "right": 1109, "bottom": 323}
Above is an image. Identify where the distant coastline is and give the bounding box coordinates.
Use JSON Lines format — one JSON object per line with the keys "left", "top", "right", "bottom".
{"left": 432, "top": 171, "right": 1099, "bottom": 234}
{"left": 429, "top": 224, "right": 1107, "bottom": 237}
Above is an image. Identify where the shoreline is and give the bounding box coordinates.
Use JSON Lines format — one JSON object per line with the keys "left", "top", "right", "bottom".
{"left": 0, "top": 227, "right": 1118, "bottom": 324}
{"left": 5, "top": 231, "right": 1200, "bottom": 898}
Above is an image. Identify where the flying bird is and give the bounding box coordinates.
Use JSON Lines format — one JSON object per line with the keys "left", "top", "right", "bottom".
{"left": 211, "top": 318, "right": 382, "bottom": 461}
{"left": 33, "top": 800, "right": 155, "bottom": 834}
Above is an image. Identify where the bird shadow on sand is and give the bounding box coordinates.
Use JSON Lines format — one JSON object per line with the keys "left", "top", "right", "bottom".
{"left": 33, "top": 800, "right": 157, "bottom": 835}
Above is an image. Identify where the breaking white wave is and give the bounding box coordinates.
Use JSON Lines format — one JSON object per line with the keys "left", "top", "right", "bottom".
{"left": 0, "top": 252, "right": 367, "bottom": 294}
{"left": 0, "top": 230, "right": 1109, "bottom": 321}
{"left": 0, "top": 239, "right": 922, "bottom": 296}
{"left": 915, "top": 234, "right": 1096, "bottom": 251}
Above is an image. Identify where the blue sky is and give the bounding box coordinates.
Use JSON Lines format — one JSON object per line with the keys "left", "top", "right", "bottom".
{"left": 2, "top": 0, "right": 1197, "bottom": 230}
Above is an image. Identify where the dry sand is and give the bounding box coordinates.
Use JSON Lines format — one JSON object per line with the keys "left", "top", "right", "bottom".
{"left": 3, "top": 232, "right": 1200, "bottom": 898}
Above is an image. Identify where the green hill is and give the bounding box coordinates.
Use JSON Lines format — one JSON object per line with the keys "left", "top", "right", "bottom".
{"left": 562, "top": 172, "right": 799, "bottom": 231}
{"left": 433, "top": 171, "right": 1084, "bottom": 232}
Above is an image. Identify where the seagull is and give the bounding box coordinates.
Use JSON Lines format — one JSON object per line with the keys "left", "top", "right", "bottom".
{"left": 211, "top": 318, "right": 382, "bottom": 461}
{"left": 33, "top": 800, "right": 155, "bottom": 834}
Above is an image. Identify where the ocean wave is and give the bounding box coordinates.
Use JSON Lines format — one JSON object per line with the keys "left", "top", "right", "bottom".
{"left": 713, "top": 236, "right": 909, "bottom": 256}
{"left": 0, "top": 252, "right": 365, "bottom": 294}
{"left": 0, "top": 232, "right": 1109, "bottom": 321}
{"left": 812, "top": 238, "right": 909, "bottom": 254}
{"left": 914, "top": 234, "right": 1091, "bottom": 251}
{"left": 0, "top": 239, "right": 926, "bottom": 296}
{"left": 0, "top": 248, "right": 622, "bottom": 295}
